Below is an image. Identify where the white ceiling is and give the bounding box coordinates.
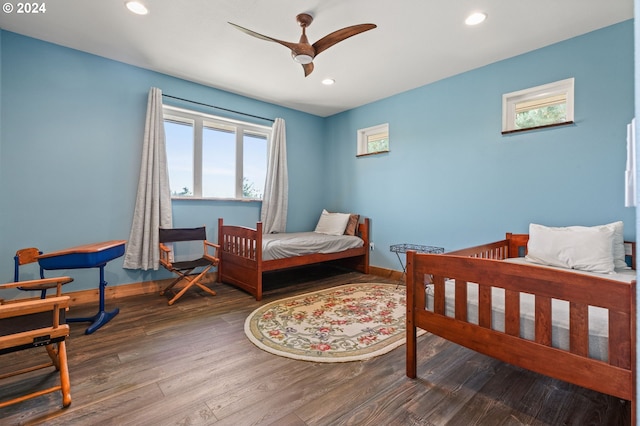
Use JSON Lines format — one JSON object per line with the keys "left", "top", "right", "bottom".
{"left": 0, "top": 0, "right": 633, "bottom": 117}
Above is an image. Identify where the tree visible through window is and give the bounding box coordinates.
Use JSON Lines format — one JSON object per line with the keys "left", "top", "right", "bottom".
{"left": 502, "top": 78, "right": 574, "bottom": 134}
{"left": 357, "top": 123, "right": 389, "bottom": 156}
{"left": 163, "top": 106, "right": 270, "bottom": 199}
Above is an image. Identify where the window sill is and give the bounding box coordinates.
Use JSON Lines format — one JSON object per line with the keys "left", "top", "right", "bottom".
{"left": 356, "top": 150, "right": 390, "bottom": 158}
{"left": 501, "top": 120, "right": 574, "bottom": 135}
{"left": 171, "top": 197, "right": 262, "bottom": 202}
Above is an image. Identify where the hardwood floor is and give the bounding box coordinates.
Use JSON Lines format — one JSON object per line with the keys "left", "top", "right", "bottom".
{"left": 0, "top": 265, "right": 631, "bottom": 425}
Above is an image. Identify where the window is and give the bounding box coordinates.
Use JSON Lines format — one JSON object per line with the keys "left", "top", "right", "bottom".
{"left": 357, "top": 123, "right": 389, "bottom": 156}
{"left": 163, "top": 106, "right": 270, "bottom": 200}
{"left": 502, "top": 78, "right": 574, "bottom": 134}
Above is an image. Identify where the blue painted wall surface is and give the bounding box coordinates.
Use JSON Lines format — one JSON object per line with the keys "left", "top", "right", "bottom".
{"left": 326, "top": 20, "right": 635, "bottom": 271}
{"left": 0, "top": 20, "right": 635, "bottom": 297}
{"left": 0, "top": 31, "right": 326, "bottom": 297}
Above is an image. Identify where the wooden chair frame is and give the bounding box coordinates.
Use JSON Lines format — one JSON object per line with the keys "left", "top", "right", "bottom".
{"left": 14, "top": 248, "right": 74, "bottom": 298}
{"left": 0, "top": 278, "right": 72, "bottom": 409}
{"left": 159, "top": 227, "right": 220, "bottom": 305}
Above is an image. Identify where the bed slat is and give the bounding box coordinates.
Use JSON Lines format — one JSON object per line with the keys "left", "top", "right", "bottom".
{"left": 433, "top": 276, "right": 445, "bottom": 315}
{"left": 504, "top": 289, "right": 519, "bottom": 336}
{"left": 609, "top": 310, "right": 632, "bottom": 369}
{"left": 535, "top": 296, "right": 552, "bottom": 346}
{"left": 478, "top": 284, "right": 491, "bottom": 328}
{"left": 454, "top": 280, "right": 467, "bottom": 322}
{"left": 569, "top": 302, "right": 588, "bottom": 357}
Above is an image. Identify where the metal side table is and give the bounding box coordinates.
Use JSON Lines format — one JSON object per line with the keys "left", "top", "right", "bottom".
{"left": 390, "top": 243, "right": 444, "bottom": 283}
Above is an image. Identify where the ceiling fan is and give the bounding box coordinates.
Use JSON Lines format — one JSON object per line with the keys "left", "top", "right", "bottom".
{"left": 228, "top": 13, "right": 377, "bottom": 77}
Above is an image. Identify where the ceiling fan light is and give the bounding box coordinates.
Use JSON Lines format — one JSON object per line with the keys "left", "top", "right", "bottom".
{"left": 293, "top": 54, "right": 313, "bottom": 64}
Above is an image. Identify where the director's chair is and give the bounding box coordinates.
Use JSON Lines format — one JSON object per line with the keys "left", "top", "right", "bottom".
{"left": 0, "top": 277, "right": 73, "bottom": 409}
{"left": 159, "top": 226, "right": 220, "bottom": 305}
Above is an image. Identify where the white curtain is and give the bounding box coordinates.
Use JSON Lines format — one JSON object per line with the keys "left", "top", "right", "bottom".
{"left": 626, "top": 118, "right": 636, "bottom": 207}
{"left": 123, "top": 87, "right": 173, "bottom": 270}
{"left": 260, "top": 118, "right": 288, "bottom": 234}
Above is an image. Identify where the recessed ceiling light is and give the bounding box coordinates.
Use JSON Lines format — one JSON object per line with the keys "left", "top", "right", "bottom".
{"left": 322, "top": 78, "right": 335, "bottom": 86}
{"left": 465, "top": 12, "right": 487, "bottom": 26}
{"left": 125, "top": 1, "right": 148, "bottom": 15}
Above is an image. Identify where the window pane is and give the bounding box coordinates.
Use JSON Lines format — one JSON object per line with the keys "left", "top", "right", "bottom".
{"left": 367, "top": 131, "right": 389, "bottom": 153}
{"left": 165, "top": 120, "right": 194, "bottom": 196}
{"left": 502, "top": 78, "right": 574, "bottom": 133}
{"left": 203, "top": 125, "right": 235, "bottom": 198}
{"left": 515, "top": 103, "right": 567, "bottom": 129}
{"left": 243, "top": 132, "right": 267, "bottom": 199}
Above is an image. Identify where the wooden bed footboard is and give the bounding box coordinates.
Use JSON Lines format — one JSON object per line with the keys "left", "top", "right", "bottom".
{"left": 406, "top": 235, "right": 636, "bottom": 423}
{"left": 218, "top": 218, "right": 370, "bottom": 301}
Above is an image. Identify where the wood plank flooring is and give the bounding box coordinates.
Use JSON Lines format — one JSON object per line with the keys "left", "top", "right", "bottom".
{"left": 0, "top": 265, "right": 631, "bottom": 425}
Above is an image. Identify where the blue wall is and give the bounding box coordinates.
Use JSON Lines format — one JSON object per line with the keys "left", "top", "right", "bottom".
{"left": 0, "top": 31, "right": 327, "bottom": 297}
{"left": 326, "top": 20, "right": 635, "bottom": 270}
{"left": 0, "top": 20, "right": 635, "bottom": 297}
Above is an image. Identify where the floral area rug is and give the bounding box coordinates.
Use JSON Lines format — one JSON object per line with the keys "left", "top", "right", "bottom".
{"left": 244, "top": 283, "right": 419, "bottom": 362}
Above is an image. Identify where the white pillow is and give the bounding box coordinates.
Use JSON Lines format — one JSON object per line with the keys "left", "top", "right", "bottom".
{"left": 525, "top": 223, "right": 616, "bottom": 274}
{"left": 599, "top": 221, "right": 628, "bottom": 269}
{"left": 314, "top": 209, "right": 351, "bottom": 236}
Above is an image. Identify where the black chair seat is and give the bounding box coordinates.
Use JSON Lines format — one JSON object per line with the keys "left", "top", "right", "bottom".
{"left": 171, "top": 257, "right": 211, "bottom": 271}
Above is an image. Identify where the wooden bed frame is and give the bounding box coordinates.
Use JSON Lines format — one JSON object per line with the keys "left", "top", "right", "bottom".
{"left": 217, "top": 217, "right": 370, "bottom": 300}
{"left": 406, "top": 233, "right": 636, "bottom": 423}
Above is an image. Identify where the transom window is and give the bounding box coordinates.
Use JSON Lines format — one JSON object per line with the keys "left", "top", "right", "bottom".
{"left": 163, "top": 105, "right": 270, "bottom": 200}
{"left": 357, "top": 123, "right": 389, "bottom": 156}
{"left": 502, "top": 78, "right": 574, "bottom": 134}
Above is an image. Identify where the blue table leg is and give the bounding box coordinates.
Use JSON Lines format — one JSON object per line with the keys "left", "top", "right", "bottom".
{"left": 67, "top": 264, "right": 119, "bottom": 334}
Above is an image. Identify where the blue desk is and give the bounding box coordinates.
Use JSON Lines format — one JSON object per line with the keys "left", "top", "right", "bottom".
{"left": 38, "top": 240, "right": 126, "bottom": 334}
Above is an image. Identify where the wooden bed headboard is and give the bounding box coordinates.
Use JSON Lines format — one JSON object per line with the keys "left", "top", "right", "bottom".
{"left": 448, "top": 233, "right": 636, "bottom": 270}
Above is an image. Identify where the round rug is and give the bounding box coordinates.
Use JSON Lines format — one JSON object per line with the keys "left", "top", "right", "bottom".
{"left": 244, "top": 283, "right": 414, "bottom": 362}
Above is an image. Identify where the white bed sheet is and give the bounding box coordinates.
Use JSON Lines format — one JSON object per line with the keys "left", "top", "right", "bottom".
{"left": 425, "top": 258, "right": 636, "bottom": 361}
{"left": 262, "top": 232, "right": 363, "bottom": 261}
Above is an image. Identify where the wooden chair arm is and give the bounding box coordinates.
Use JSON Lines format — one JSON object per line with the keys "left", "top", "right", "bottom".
{"left": 0, "top": 277, "right": 73, "bottom": 298}
{"left": 159, "top": 243, "right": 172, "bottom": 268}
{"left": 0, "top": 296, "right": 70, "bottom": 319}
{"left": 204, "top": 240, "right": 220, "bottom": 264}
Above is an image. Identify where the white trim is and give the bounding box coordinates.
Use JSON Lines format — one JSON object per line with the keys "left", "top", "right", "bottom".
{"left": 162, "top": 105, "right": 271, "bottom": 200}
{"left": 502, "top": 78, "right": 574, "bottom": 133}
{"left": 357, "top": 123, "right": 389, "bottom": 156}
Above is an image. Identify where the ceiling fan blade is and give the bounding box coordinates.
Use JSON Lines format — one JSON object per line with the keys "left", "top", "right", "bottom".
{"left": 312, "top": 24, "right": 377, "bottom": 57}
{"left": 302, "top": 62, "right": 314, "bottom": 77}
{"left": 228, "top": 22, "right": 300, "bottom": 52}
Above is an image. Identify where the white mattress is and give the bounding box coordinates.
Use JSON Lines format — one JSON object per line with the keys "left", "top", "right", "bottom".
{"left": 425, "top": 258, "right": 636, "bottom": 361}
{"left": 262, "top": 232, "right": 364, "bottom": 261}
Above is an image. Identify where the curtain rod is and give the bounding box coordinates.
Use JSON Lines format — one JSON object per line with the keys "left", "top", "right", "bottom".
{"left": 162, "top": 94, "right": 275, "bottom": 123}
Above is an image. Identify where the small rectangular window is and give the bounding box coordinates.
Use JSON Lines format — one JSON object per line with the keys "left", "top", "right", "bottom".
{"left": 502, "top": 78, "right": 574, "bottom": 134}
{"left": 357, "top": 123, "right": 389, "bottom": 156}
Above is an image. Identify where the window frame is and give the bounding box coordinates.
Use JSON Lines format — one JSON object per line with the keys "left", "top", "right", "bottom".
{"left": 502, "top": 78, "right": 575, "bottom": 134}
{"left": 356, "top": 123, "right": 389, "bottom": 157}
{"left": 163, "top": 105, "right": 271, "bottom": 201}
